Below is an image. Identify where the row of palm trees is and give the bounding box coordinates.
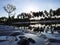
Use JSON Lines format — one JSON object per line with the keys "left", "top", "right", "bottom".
{"left": 17, "top": 8, "right": 60, "bottom": 19}
{"left": 0, "top": 8, "right": 60, "bottom": 24}
{"left": 32, "top": 8, "right": 60, "bottom": 18}
{"left": 1, "top": 4, "right": 60, "bottom": 21}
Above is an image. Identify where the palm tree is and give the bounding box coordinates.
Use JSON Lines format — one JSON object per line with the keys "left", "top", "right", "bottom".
{"left": 49, "top": 9, "right": 53, "bottom": 17}
{"left": 3, "top": 4, "right": 16, "bottom": 25}
{"left": 32, "top": 12, "right": 39, "bottom": 17}
{"left": 4, "top": 4, "right": 16, "bottom": 18}
{"left": 44, "top": 10, "right": 48, "bottom": 18}
{"left": 55, "top": 8, "right": 60, "bottom": 16}
{"left": 39, "top": 11, "right": 43, "bottom": 17}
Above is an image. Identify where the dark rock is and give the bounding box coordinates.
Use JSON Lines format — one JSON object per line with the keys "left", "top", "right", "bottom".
{"left": 28, "top": 38, "right": 35, "bottom": 44}
{"left": 17, "top": 38, "right": 29, "bottom": 45}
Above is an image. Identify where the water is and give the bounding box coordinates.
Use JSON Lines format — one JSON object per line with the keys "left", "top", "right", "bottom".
{"left": 0, "top": 24, "right": 60, "bottom": 45}
{"left": 0, "top": 24, "right": 60, "bottom": 35}
{"left": 17, "top": 24, "right": 60, "bottom": 34}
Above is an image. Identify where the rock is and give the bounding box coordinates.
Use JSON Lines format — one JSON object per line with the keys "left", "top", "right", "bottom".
{"left": 17, "top": 38, "right": 29, "bottom": 45}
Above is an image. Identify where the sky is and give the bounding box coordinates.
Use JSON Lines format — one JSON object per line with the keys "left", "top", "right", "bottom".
{"left": 0, "top": 0, "right": 60, "bottom": 17}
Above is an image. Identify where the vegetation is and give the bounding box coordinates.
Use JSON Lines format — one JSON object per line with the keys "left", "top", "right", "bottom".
{"left": 0, "top": 4, "right": 60, "bottom": 25}
{"left": 0, "top": 4, "right": 60, "bottom": 33}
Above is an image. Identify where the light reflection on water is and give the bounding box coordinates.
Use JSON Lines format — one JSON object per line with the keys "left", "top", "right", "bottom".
{"left": 0, "top": 24, "right": 60, "bottom": 43}
{"left": 0, "top": 24, "right": 60, "bottom": 34}
{"left": 17, "top": 24, "right": 60, "bottom": 34}
{"left": 29, "top": 24, "right": 45, "bottom": 27}
{"left": 18, "top": 24, "right": 60, "bottom": 30}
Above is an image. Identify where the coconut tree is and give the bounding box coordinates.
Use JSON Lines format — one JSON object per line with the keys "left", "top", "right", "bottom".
{"left": 44, "top": 10, "right": 48, "bottom": 18}
{"left": 4, "top": 4, "right": 16, "bottom": 18}
{"left": 55, "top": 8, "right": 60, "bottom": 16}
{"left": 32, "top": 12, "right": 39, "bottom": 17}
{"left": 3, "top": 4, "right": 16, "bottom": 25}
{"left": 49, "top": 9, "right": 53, "bottom": 17}
{"left": 49, "top": 9, "right": 56, "bottom": 18}
{"left": 39, "top": 11, "right": 43, "bottom": 17}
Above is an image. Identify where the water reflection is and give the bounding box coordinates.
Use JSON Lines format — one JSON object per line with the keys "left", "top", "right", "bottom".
{"left": 18, "top": 24, "right": 60, "bottom": 33}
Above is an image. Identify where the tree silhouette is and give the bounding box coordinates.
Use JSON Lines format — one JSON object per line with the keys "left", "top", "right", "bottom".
{"left": 55, "top": 8, "right": 60, "bottom": 15}
{"left": 32, "top": 12, "right": 38, "bottom": 17}
{"left": 4, "top": 4, "right": 16, "bottom": 17}
{"left": 39, "top": 11, "right": 44, "bottom": 17}
{"left": 44, "top": 10, "right": 48, "bottom": 18}
{"left": 3, "top": 4, "right": 16, "bottom": 25}
{"left": 49, "top": 9, "right": 53, "bottom": 17}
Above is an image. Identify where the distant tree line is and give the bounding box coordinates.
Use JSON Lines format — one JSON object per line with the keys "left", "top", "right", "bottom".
{"left": 17, "top": 8, "right": 60, "bottom": 19}
{"left": 0, "top": 4, "right": 60, "bottom": 25}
